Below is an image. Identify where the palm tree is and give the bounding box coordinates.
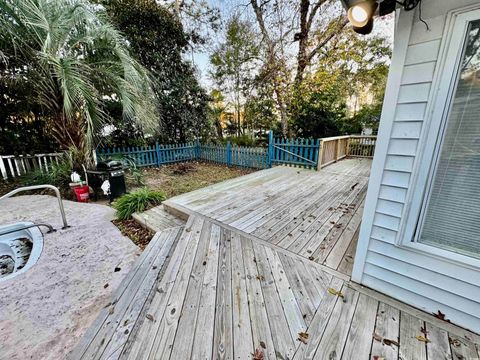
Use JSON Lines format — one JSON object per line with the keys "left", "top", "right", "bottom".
{"left": 0, "top": 0, "right": 157, "bottom": 165}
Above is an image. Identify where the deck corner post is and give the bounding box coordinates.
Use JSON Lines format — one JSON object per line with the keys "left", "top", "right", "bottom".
{"left": 268, "top": 130, "right": 274, "bottom": 168}
{"left": 316, "top": 139, "right": 324, "bottom": 171}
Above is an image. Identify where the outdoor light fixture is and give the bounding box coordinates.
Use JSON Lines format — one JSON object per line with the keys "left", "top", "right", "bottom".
{"left": 340, "top": 0, "right": 420, "bottom": 35}
{"left": 347, "top": 1, "right": 378, "bottom": 28}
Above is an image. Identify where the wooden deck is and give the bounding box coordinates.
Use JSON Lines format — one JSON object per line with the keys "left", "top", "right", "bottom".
{"left": 161, "top": 158, "right": 371, "bottom": 276}
{"left": 71, "top": 214, "right": 480, "bottom": 360}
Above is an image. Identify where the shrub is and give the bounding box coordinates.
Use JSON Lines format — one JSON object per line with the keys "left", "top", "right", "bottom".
{"left": 113, "top": 188, "right": 166, "bottom": 220}
{"left": 223, "top": 135, "right": 256, "bottom": 147}
{"left": 22, "top": 154, "right": 72, "bottom": 190}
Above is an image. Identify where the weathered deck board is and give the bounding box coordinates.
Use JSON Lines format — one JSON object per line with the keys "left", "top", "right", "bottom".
{"left": 132, "top": 205, "right": 185, "bottom": 233}
{"left": 74, "top": 159, "right": 480, "bottom": 360}
{"left": 72, "top": 214, "right": 479, "bottom": 360}
{"left": 163, "top": 158, "right": 371, "bottom": 276}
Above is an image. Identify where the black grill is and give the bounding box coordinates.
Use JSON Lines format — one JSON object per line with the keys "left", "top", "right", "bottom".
{"left": 86, "top": 161, "right": 126, "bottom": 201}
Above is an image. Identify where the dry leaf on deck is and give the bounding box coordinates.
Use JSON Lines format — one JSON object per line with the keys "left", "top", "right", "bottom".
{"left": 420, "top": 326, "right": 428, "bottom": 335}
{"left": 372, "top": 332, "right": 383, "bottom": 342}
{"left": 259, "top": 341, "right": 266, "bottom": 349}
{"left": 415, "top": 335, "right": 430, "bottom": 343}
{"left": 373, "top": 356, "right": 385, "bottom": 360}
{"left": 298, "top": 332, "right": 309, "bottom": 344}
{"left": 433, "top": 310, "right": 450, "bottom": 322}
{"left": 252, "top": 348, "right": 264, "bottom": 360}
{"left": 146, "top": 314, "right": 155, "bottom": 322}
{"left": 383, "top": 338, "right": 399, "bottom": 347}
{"left": 449, "top": 337, "right": 462, "bottom": 347}
{"left": 327, "top": 287, "right": 345, "bottom": 299}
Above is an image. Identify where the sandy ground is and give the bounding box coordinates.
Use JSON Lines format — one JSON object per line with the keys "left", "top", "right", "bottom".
{"left": 0, "top": 195, "right": 140, "bottom": 360}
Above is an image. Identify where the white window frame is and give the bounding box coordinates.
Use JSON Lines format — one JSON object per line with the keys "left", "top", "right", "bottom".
{"left": 399, "top": 5, "right": 480, "bottom": 270}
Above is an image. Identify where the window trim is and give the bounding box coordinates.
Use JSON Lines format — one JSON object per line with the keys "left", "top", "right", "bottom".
{"left": 399, "top": 6, "right": 480, "bottom": 270}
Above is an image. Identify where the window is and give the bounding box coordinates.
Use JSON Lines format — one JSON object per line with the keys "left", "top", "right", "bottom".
{"left": 417, "top": 19, "right": 480, "bottom": 259}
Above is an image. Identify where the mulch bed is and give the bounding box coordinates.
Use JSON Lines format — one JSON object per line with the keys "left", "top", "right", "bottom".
{"left": 112, "top": 218, "right": 154, "bottom": 250}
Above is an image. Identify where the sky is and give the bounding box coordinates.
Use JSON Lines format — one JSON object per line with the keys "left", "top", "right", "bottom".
{"left": 188, "top": 0, "right": 395, "bottom": 90}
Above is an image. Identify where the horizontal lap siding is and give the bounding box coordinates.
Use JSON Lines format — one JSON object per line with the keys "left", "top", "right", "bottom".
{"left": 357, "top": 0, "right": 480, "bottom": 333}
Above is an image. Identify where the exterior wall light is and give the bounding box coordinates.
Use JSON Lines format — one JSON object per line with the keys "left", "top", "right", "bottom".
{"left": 347, "top": 1, "right": 378, "bottom": 28}
{"left": 340, "top": 0, "right": 400, "bottom": 34}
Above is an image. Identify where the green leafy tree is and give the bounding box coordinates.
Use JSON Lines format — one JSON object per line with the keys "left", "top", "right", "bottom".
{"left": 290, "top": 79, "right": 346, "bottom": 139}
{"left": 208, "top": 90, "right": 226, "bottom": 139}
{"left": 97, "top": 0, "right": 211, "bottom": 144}
{"left": 210, "top": 15, "right": 260, "bottom": 137}
{"left": 244, "top": 96, "right": 276, "bottom": 136}
{"left": 0, "top": 0, "right": 157, "bottom": 164}
{"left": 290, "top": 27, "right": 391, "bottom": 137}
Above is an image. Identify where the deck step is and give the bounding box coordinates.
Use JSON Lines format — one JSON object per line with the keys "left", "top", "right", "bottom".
{"left": 133, "top": 204, "right": 185, "bottom": 233}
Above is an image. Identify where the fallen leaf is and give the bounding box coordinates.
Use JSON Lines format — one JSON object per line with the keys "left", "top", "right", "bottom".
{"left": 108, "top": 306, "right": 115, "bottom": 315}
{"left": 433, "top": 310, "right": 450, "bottom": 322}
{"left": 373, "top": 356, "right": 385, "bottom": 360}
{"left": 327, "top": 287, "right": 345, "bottom": 299}
{"left": 146, "top": 314, "right": 155, "bottom": 322}
{"left": 308, "top": 256, "right": 315, "bottom": 261}
{"left": 103, "top": 283, "right": 109, "bottom": 289}
{"left": 252, "top": 348, "right": 264, "bottom": 360}
{"left": 259, "top": 341, "right": 266, "bottom": 349}
{"left": 415, "top": 335, "right": 430, "bottom": 343}
{"left": 449, "top": 337, "right": 462, "bottom": 347}
{"left": 298, "top": 332, "right": 309, "bottom": 344}
{"left": 383, "top": 338, "right": 399, "bottom": 347}
{"left": 420, "top": 326, "right": 428, "bottom": 335}
{"left": 372, "top": 332, "right": 382, "bottom": 342}
{"left": 256, "top": 275, "right": 265, "bottom": 281}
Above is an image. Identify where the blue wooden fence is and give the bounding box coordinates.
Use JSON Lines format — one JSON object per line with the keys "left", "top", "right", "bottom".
{"left": 269, "top": 132, "right": 320, "bottom": 169}
{"left": 97, "top": 134, "right": 320, "bottom": 170}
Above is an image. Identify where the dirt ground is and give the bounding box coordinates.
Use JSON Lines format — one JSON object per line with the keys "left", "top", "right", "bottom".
{"left": 128, "top": 161, "right": 254, "bottom": 197}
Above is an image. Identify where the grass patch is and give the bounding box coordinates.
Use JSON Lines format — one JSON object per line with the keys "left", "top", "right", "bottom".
{"left": 113, "top": 188, "right": 166, "bottom": 220}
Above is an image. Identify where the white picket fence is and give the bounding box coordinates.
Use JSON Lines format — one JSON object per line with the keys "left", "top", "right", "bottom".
{"left": 0, "top": 153, "right": 63, "bottom": 180}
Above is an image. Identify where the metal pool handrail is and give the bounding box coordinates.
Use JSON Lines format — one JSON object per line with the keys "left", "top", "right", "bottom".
{"left": 0, "top": 185, "right": 69, "bottom": 229}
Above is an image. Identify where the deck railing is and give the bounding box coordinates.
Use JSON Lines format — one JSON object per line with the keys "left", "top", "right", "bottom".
{"left": 318, "top": 135, "right": 377, "bottom": 168}
{"left": 0, "top": 153, "right": 63, "bottom": 180}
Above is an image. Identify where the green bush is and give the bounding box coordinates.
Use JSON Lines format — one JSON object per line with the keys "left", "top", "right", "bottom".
{"left": 223, "top": 135, "right": 256, "bottom": 147}
{"left": 113, "top": 188, "right": 166, "bottom": 220}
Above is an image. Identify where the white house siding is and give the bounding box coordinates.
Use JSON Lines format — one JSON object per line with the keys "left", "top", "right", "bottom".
{"left": 352, "top": 0, "right": 480, "bottom": 333}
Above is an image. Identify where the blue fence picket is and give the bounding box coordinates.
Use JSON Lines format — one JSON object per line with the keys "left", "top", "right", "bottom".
{"left": 269, "top": 135, "right": 320, "bottom": 169}
{"left": 97, "top": 133, "right": 318, "bottom": 171}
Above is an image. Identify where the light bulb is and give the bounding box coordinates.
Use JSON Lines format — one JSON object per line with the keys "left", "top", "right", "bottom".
{"left": 350, "top": 5, "right": 369, "bottom": 24}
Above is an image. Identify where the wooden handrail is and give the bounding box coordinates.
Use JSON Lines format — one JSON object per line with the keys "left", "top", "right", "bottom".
{"left": 318, "top": 135, "right": 377, "bottom": 170}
